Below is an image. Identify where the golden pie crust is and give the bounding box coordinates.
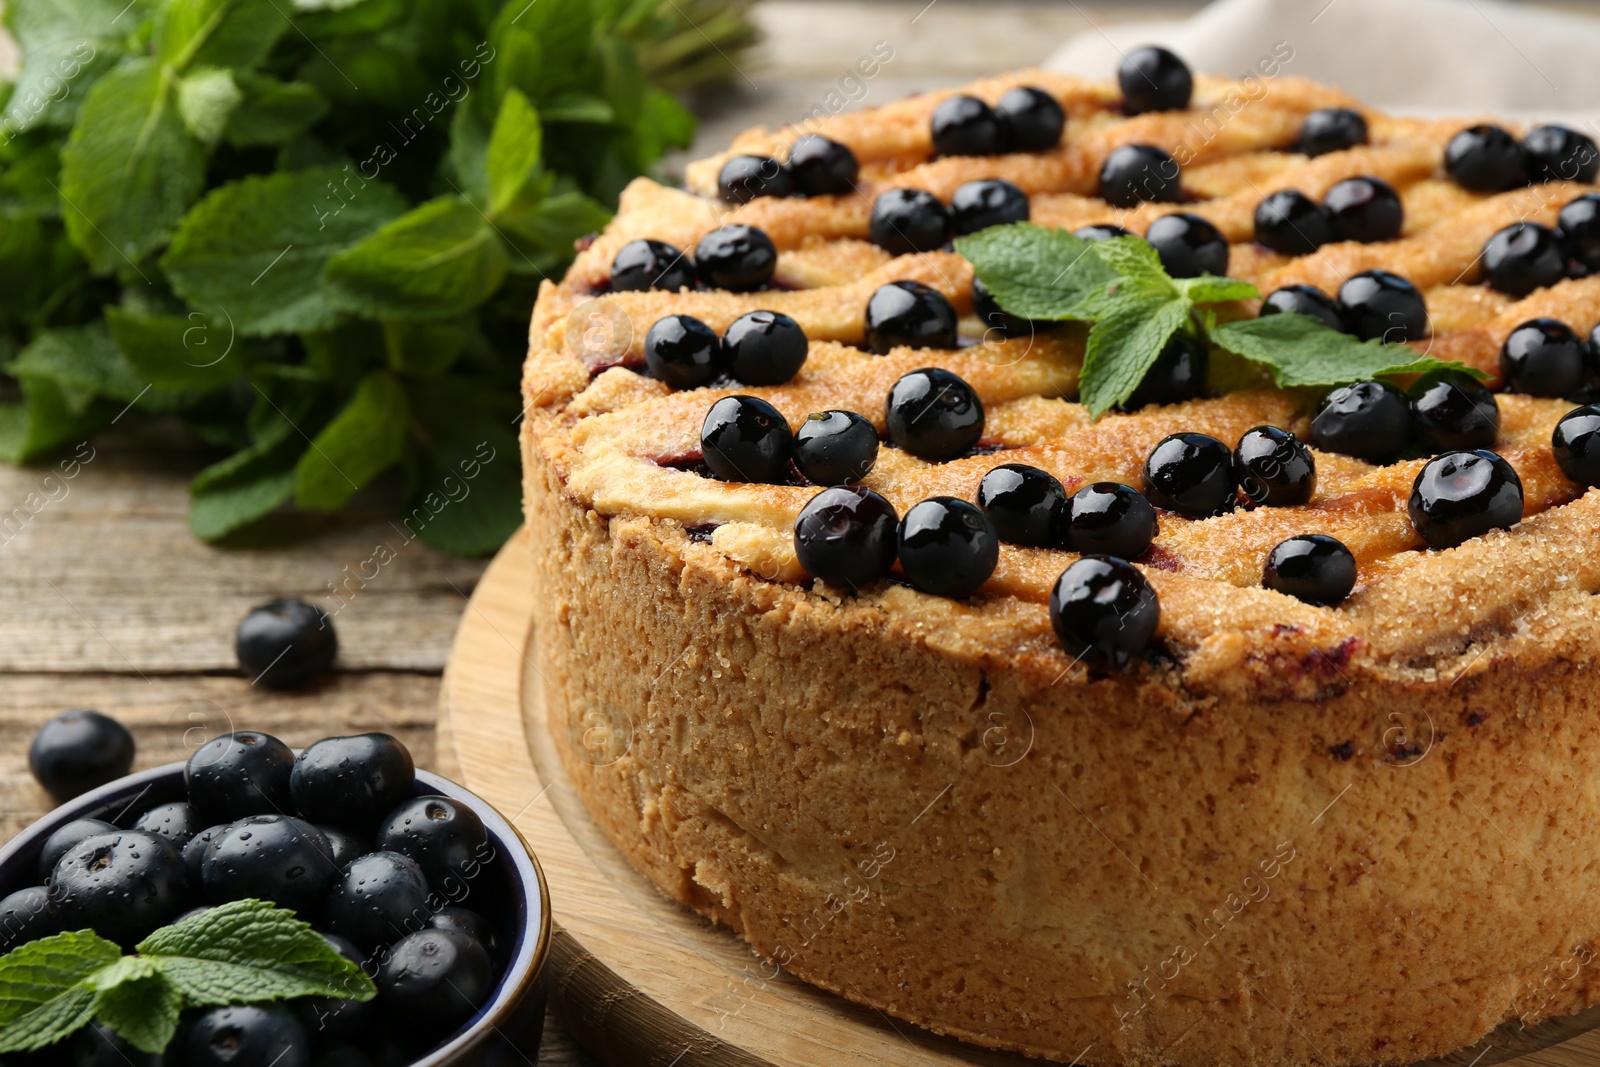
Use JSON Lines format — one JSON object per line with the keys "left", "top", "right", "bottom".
{"left": 520, "top": 69, "right": 1600, "bottom": 1066}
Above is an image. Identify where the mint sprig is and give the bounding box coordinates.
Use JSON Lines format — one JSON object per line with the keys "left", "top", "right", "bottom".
{"left": 0, "top": 900, "right": 375, "bottom": 1055}
{"left": 0, "top": 0, "right": 756, "bottom": 556}
{"left": 956, "top": 223, "right": 1485, "bottom": 417}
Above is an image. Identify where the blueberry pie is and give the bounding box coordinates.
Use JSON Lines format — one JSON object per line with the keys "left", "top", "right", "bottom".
{"left": 521, "top": 59, "right": 1600, "bottom": 1067}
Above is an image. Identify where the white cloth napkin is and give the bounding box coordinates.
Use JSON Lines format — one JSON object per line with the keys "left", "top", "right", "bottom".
{"left": 1045, "top": 0, "right": 1600, "bottom": 127}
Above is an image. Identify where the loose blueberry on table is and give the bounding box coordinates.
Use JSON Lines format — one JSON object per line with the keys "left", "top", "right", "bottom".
{"left": 235, "top": 599, "right": 337, "bottom": 690}
{"left": 793, "top": 486, "right": 900, "bottom": 588}
{"left": 28, "top": 709, "right": 135, "bottom": 802}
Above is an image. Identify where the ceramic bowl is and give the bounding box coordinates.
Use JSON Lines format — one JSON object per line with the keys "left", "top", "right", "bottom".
{"left": 0, "top": 761, "right": 550, "bottom": 1066}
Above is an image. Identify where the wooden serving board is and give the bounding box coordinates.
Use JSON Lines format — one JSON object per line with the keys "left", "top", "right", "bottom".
{"left": 438, "top": 529, "right": 1600, "bottom": 1067}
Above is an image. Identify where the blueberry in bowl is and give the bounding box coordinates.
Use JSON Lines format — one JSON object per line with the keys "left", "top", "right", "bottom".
{"left": 0, "top": 728, "right": 550, "bottom": 1066}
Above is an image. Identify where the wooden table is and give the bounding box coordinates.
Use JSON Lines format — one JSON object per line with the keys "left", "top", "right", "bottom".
{"left": 10, "top": 3, "right": 1592, "bottom": 1065}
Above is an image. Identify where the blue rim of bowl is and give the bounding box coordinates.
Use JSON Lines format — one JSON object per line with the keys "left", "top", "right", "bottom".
{"left": 0, "top": 761, "right": 552, "bottom": 1066}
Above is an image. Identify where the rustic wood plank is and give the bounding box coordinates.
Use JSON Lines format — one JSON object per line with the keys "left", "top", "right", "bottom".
{"left": 0, "top": 428, "right": 490, "bottom": 673}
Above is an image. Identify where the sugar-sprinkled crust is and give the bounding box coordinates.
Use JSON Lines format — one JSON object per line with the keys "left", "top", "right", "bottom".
{"left": 521, "top": 68, "right": 1600, "bottom": 1066}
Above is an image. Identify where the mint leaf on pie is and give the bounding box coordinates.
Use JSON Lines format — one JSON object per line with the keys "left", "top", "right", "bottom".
{"left": 325, "top": 195, "right": 509, "bottom": 319}
{"left": 954, "top": 223, "right": 1114, "bottom": 321}
{"left": 1080, "top": 298, "right": 1193, "bottom": 417}
{"left": 0, "top": 930, "right": 121, "bottom": 1053}
{"left": 162, "top": 167, "right": 409, "bottom": 337}
{"left": 1175, "top": 274, "right": 1260, "bottom": 305}
{"left": 138, "top": 899, "right": 376, "bottom": 1006}
{"left": 58, "top": 60, "right": 208, "bottom": 272}
{"left": 1210, "top": 313, "right": 1488, "bottom": 387}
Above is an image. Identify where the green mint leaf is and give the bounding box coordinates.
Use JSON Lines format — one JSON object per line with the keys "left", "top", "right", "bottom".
{"left": 138, "top": 899, "right": 376, "bottom": 1006}
{"left": 189, "top": 435, "right": 302, "bottom": 540}
{"left": 92, "top": 969, "right": 181, "bottom": 1054}
{"left": 10, "top": 323, "right": 147, "bottom": 403}
{"left": 1079, "top": 298, "right": 1193, "bottom": 418}
{"left": 1085, "top": 235, "right": 1179, "bottom": 300}
{"left": 634, "top": 91, "right": 696, "bottom": 161}
{"left": 542, "top": 93, "right": 615, "bottom": 124}
{"left": 162, "top": 167, "right": 409, "bottom": 336}
{"left": 295, "top": 0, "right": 406, "bottom": 36}
{"left": 406, "top": 378, "right": 521, "bottom": 556}
{"left": 155, "top": 0, "right": 289, "bottom": 73}
{"left": 1209, "top": 313, "right": 1489, "bottom": 388}
{"left": 324, "top": 195, "right": 509, "bottom": 320}
{"left": 1, "top": 0, "right": 141, "bottom": 133}
{"left": 491, "top": 0, "right": 596, "bottom": 102}
{"left": 59, "top": 59, "right": 207, "bottom": 272}
{"left": 500, "top": 190, "right": 613, "bottom": 257}
{"left": 176, "top": 67, "right": 243, "bottom": 147}
{"left": 225, "top": 73, "right": 329, "bottom": 147}
{"left": 105, "top": 307, "right": 242, "bottom": 391}
{"left": 448, "top": 99, "right": 492, "bottom": 210}
{"left": 0, "top": 929, "right": 121, "bottom": 1052}
{"left": 1174, "top": 274, "right": 1260, "bottom": 304}
{"left": 0, "top": 380, "right": 112, "bottom": 463}
{"left": 384, "top": 318, "right": 473, "bottom": 378}
{"left": 83, "top": 956, "right": 179, "bottom": 1055}
{"left": 953, "top": 223, "right": 1115, "bottom": 321}
{"left": 293, "top": 370, "right": 409, "bottom": 510}
{"left": 486, "top": 89, "right": 542, "bottom": 217}
{"left": 189, "top": 373, "right": 331, "bottom": 539}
